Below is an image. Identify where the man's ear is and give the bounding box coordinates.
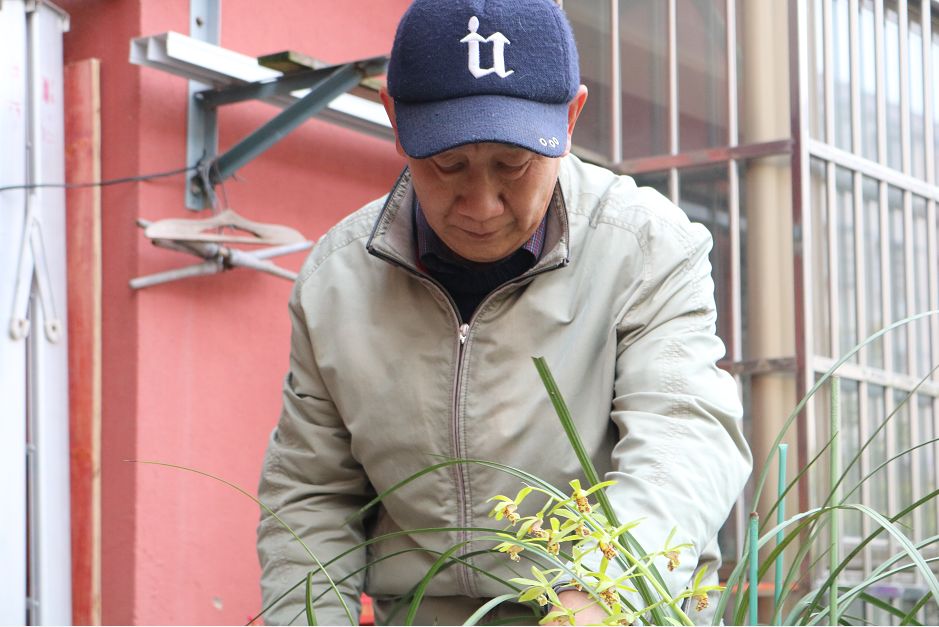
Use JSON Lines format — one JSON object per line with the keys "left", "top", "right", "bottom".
{"left": 562, "top": 85, "right": 589, "bottom": 156}
{"left": 380, "top": 87, "right": 408, "bottom": 157}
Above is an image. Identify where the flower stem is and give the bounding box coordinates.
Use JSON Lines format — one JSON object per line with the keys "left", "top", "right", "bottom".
{"left": 774, "top": 443, "right": 788, "bottom": 622}
{"left": 749, "top": 512, "right": 759, "bottom": 626}
{"left": 829, "top": 377, "right": 841, "bottom": 626}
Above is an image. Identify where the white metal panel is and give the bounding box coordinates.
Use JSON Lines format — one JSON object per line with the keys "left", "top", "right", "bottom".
{"left": 27, "top": 2, "right": 71, "bottom": 624}
{"left": 128, "top": 31, "right": 392, "bottom": 137}
{"left": 0, "top": 0, "right": 30, "bottom": 624}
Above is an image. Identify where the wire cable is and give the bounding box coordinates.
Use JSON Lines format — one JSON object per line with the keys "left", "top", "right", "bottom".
{"left": 0, "top": 164, "right": 197, "bottom": 194}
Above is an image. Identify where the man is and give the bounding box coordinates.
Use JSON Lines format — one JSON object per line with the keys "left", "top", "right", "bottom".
{"left": 257, "top": 0, "right": 752, "bottom": 624}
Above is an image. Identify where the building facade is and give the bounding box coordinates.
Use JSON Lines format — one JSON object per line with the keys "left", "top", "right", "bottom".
{"left": 4, "top": 0, "right": 938, "bottom": 624}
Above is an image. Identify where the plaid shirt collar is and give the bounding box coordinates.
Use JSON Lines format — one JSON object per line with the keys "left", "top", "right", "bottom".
{"left": 414, "top": 199, "right": 550, "bottom": 270}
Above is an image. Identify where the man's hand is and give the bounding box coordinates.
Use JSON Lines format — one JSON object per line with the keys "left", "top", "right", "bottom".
{"left": 545, "top": 590, "right": 609, "bottom": 625}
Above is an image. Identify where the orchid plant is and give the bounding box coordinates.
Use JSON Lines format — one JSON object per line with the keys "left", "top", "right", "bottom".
{"left": 137, "top": 313, "right": 939, "bottom": 625}
{"left": 485, "top": 480, "right": 718, "bottom": 626}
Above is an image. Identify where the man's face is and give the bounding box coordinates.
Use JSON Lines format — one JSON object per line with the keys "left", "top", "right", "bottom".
{"left": 406, "top": 143, "right": 561, "bottom": 263}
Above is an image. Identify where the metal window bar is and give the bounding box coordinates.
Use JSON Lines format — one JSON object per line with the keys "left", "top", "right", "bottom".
{"left": 857, "top": 377, "right": 875, "bottom": 583}
{"left": 825, "top": 0, "right": 836, "bottom": 148}
{"left": 797, "top": 0, "right": 939, "bottom": 614}
{"left": 668, "top": 0, "right": 679, "bottom": 202}
{"left": 792, "top": 0, "right": 817, "bottom": 523}
{"left": 850, "top": 0, "right": 873, "bottom": 572}
{"left": 727, "top": 0, "right": 739, "bottom": 151}
{"left": 880, "top": 183, "right": 903, "bottom": 576}
{"left": 929, "top": 5, "right": 939, "bottom": 592}
{"left": 928, "top": 4, "right": 939, "bottom": 605}
{"left": 812, "top": 358, "right": 939, "bottom": 395}
{"left": 852, "top": 0, "right": 863, "bottom": 157}
{"left": 724, "top": 0, "right": 746, "bottom": 564}
{"left": 901, "top": 0, "right": 913, "bottom": 176}
{"left": 823, "top": 0, "right": 843, "bottom": 377}
{"left": 924, "top": 0, "right": 936, "bottom": 186}
{"left": 610, "top": 0, "right": 622, "bottom": 165}
{"left": 808, "top": 138, "right": 939, "bottom": 199}
{"left": 877, "top": 0, "right": 888, "bottom": 168}
{"left": 904, "top": 190, "right": 922, "bottom": 558}
{"left": 827, "top": 160, "right": 843, "bottom": 570}
{"left": 924, "top": 0, "right": 939, "bottom": 391}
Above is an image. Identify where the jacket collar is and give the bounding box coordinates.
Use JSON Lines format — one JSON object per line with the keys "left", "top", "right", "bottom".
{"left": 366, "top": 164, "right": 571, "bottom": 275}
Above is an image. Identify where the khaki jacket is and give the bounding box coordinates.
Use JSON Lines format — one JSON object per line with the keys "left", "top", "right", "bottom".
{"left": 257, "top": 155, "right": 752, "bottom": 625}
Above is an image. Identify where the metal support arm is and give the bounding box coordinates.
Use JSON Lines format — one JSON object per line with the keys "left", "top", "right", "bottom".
{"left": 129, "top": 30, "right": 392, "bottom": 208}
{"left": 191, "top": 57, "right": 388, "bottom": 203}
{"left": 212, "top": 60, "right": 378, "bottom": 186}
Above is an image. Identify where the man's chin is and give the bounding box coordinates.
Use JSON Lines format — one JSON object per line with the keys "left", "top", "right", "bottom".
{"left": 444, "top": 233, "right": 517, "bottom": 263}
{"left": 451, "top": 244, "right": 516, "bottom": 264}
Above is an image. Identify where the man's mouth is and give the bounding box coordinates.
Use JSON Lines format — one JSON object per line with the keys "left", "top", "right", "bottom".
{"left": 456, "top": 227, "right": 500, "bottom": 239}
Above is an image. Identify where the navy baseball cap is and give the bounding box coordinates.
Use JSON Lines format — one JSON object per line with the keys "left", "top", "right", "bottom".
{"left": 387, "top": 0, "right": 581, "bottom": 159}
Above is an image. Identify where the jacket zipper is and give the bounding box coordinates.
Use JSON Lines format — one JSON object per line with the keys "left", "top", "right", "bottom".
{"left": 369, "top": 248, "right": 567, "bottom": 596}
{"left": 452, "top": 321, "right": 471, "bottom": 595}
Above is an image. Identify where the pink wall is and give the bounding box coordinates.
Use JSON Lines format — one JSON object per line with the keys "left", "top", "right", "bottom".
{"left": 56, "top": 1, "right": 409, "bottom": 623}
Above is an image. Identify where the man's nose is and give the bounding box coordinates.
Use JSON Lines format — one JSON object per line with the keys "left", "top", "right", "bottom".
{"left": 456, "top": 173, "right": 504, "bottom": 223}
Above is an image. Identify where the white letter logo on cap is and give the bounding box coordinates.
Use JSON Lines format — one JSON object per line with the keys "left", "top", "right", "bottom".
{"left": 461, "top": 16, "right": 515, "bottom": 79}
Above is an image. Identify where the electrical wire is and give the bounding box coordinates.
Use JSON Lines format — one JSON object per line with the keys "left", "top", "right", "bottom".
{"left": 0, "top": 164, "right": 197, "bottom": 194}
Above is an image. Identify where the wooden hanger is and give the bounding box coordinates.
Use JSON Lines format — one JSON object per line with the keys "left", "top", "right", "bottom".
{"left": 144, "top": 208, "right": 305, "bottom": 246}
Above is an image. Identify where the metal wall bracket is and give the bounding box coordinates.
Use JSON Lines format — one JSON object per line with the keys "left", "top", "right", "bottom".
{"left": 130, "top": 28, "right": 391, "bottom": 210}
{"left": 185, "top": 0, "right": 219, "bottom": 209}
{"left": 8, "top": 206, "right": 62, "bottom": 343}
{"left": 190, "top": 55, "right": 388, "bottom": 204}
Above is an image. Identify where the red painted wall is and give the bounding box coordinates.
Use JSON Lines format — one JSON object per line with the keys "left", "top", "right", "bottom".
{"left": 56, "top": 1, "right": 409, "bottom": 623}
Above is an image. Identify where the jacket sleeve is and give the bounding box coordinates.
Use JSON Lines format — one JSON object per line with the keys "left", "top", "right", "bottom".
{"left": 602, "top": 214, "right": 752, "bottom": 614}
{"left": 257, "top": 279, "right": 374, "bottom": 626}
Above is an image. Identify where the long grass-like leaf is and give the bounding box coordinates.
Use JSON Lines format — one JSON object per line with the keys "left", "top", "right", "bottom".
{"left": 737, "top": 312, "right": 938, "bottom": 620}
{"left": 405, "top": 538, "right": 527, "bottom": 625}
{"left": 728, "top": 312, "right": 939, "bottom": 626}
{"left": 759, "top": 432, "right": 837, "bottom": 534}
{"left": 781, "top": 493, "right": 939, "bottom": 625}
{"left": 748, "top": 506, "right": 938, "bottom": 625}
{"left": 749, "top": 310, "right": 939, "bottom": 511}
{"left": 798, "top": 491, "right": 939, "bottom": 621}
{"left": 774, "top": 443, "right": 788, "bottom": 618}
{"left": 837, "top": 366, "right": 937, "bottom": 499}
{"left": 816, "top": 550, "right": 939, "bottom": 624}
{"left": 255, "top": 526, "right": 514, "bottom": 624}
{"left": 720, "top": 507, "right": 826, "bottom": 623}
{"left": 900, "top": 591, "right": 933, "bottom": 626}
{"left": 463, "top": 594, "right": 523, "bottom": 626}
{"left": 843, "top": 438, "right": 939, "bottom": 504}
{"left": 766, "top": 516, "right": 827, "bottom": 624}
{"left": 131, "top": 460, "right": 356, "bottom": 626}
{"left": 798, "top": 508, "right": 939, "bottom": 626}
{"left": 758, "top": 344, "right": 938, "bottom": 540}
{"left": 734, "top": 506, "right": 874, "bottom": 625}
{"left": 859, "top": 590, "right": 923, "bottom": 626}
{"left": 284, "top": 546, "right": 536, "bottom": 626}
{"left": 532, "top": 356, "right": 683, "bottom": 627}
{"left": 345, "top": 458, "right": 568, "bottom": 526}
{"left": 304, "top": 572, "right": 316, "bottom": 626}
{"left": 788, "top": 557, "right": 939, "bottom": 627}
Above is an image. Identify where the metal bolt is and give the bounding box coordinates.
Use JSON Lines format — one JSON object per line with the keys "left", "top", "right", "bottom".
{"left": 195, "top": 16, "right": 204, "bottom": 27}
{"left": 45, "top": 320, "right": 61, "bottom": 343}
{"left": 9, "top": 318, "right": 29, "bottom": 340}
